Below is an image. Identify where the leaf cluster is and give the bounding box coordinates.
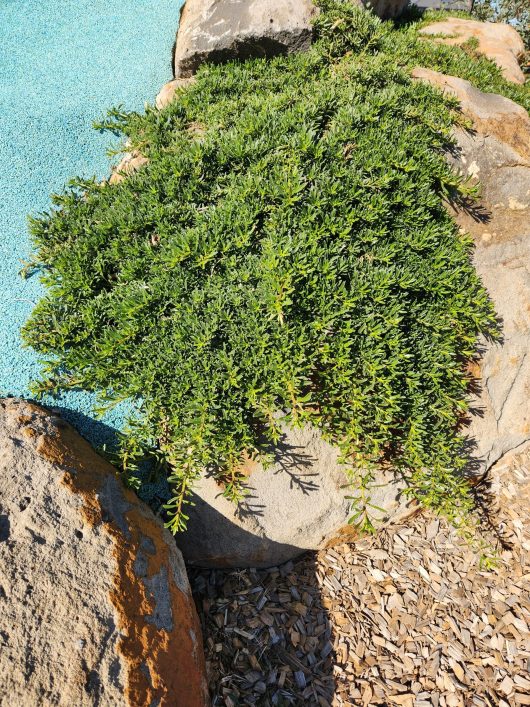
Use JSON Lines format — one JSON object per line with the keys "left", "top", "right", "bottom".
{"left": 24, "top": 2, "right": 523, "bottom": 534}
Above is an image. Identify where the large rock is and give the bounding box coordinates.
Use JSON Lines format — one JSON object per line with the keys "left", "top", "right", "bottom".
{"left": 0, "top": 398, "right": 208, "bottom": 706}
{"left": 412, "top": 68, "right": 530, "bottom": 474}
{"left": 173, "top": 0, "right": 409, "bottom": 77}
{"left": 174, "top": 0, "right": 317, "bottom": 77}
{"left": 176, "top": 423, "right": 412, "bottom": 568}
{"left": 420, "top": 18, "right": 525, "bottom": 84}
{"left": 412, "top": 68, "right": 530, "bottom": 241}
{"left": 469, "top": 230, "right": 530, "bottom": 471}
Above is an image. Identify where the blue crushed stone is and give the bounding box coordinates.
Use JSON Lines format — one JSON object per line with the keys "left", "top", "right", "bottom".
{"left": 0, "top": 0, "right": 183, "bottom": 452}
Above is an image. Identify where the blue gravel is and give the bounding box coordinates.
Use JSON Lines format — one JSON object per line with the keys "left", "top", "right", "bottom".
{"left": 0, "top": 0, "right": 183, "bottom": 448}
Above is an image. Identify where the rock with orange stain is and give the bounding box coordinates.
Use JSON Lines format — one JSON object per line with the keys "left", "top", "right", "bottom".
{"left": 0, "top": 398, "right": 208, "bottom": 707}
{"left": 412, "top": 68, "right": 530, "bottom": 162}
{"left": 412, "top": 67, "right": 530, "bottom": 243}
{"left": 420, "top": 18, "right": 525, "bottom": 84}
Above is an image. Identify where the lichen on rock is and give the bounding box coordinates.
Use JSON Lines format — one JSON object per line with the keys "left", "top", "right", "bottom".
{"left": 0, "top": 398, "right": 208, "bottom": 706}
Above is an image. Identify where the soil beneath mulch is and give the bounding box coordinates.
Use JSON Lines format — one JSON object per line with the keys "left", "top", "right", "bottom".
{"left": 190, "top": 444, "right": 530, "bottom": 706}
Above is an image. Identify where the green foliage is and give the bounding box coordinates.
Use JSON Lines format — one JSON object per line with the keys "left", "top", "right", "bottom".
{"left": 25, "top": 1, "right": 526, "bottom": 534}
{"left": 314, "top": 0, "right": 387, "bottom": 56}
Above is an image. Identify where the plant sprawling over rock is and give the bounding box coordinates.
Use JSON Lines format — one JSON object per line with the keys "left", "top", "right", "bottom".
{"left": 25, "top": 2, "right": 525, "bottom": 533}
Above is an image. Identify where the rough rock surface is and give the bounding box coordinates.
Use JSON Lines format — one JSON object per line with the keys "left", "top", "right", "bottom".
{"left": 413, "top": 68, "right": 530, "bottom": 475}
{"left": 467, "top": 229, "right": 530, "bottom": 473}
{"left": 420, "top": 18, "right": 525, "bottom": 84}
{"left": 412, "top": 68, "right": 530, "bottom": 162}
{"left": 412, "top": 68, "right": 530, "bottom": 241}
{"left": 173, "top": 0, "right": 409, "bottom": 77}
{"left": 176, "top": 423, "right": 411, "bottom": 568}
{"left": 173, "top": 0, "right": 317, "bottom": 77}
{"left": 0, "top": 398, "right": 208, "bottom": 706}
{"left": 155, "top": 76, "right": 196, "bottom": 109}
{"left": 109, "top": 149, "right": 148, "bottom": 185}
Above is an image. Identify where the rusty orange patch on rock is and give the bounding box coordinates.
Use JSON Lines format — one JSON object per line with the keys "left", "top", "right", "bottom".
{"left": 324, "top": 523, "right": 360, "bottom": 548}
{"left": 466, "top": 360, "right": 483, "bottom": 381}
{"left": 18, "top": 404, "right": 208, "bottom": 707}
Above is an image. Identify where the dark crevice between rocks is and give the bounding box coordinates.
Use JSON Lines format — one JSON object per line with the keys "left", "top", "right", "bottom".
{"left": 0, "top": 514, "right": 10, "bottom": 543}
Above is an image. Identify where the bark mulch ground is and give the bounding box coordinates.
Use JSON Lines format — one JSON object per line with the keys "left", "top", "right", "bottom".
{"left": 190, "top": 444, "right": 530, "bottom": 706}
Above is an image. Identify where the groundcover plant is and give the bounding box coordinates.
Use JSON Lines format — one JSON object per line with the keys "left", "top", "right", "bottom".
{"left": 23, "top": 1, "right": 527, "bottom": 534}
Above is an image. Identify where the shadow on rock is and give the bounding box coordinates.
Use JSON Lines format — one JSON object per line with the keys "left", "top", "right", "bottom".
{"left": 50, "top": 406, "right": 122, "bottom": 453}
{"left": 176, "top": 492, "right": 306, "bottom": 569}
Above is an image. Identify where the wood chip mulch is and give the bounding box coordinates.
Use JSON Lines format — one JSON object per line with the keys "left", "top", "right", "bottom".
{"left": 189, "top": 445, "right": 530, "bottom": 706}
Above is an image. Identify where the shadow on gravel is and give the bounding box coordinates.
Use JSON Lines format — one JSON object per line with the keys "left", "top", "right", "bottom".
{"left": 189, "top": 552, "right": 336, "bottom": 705}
